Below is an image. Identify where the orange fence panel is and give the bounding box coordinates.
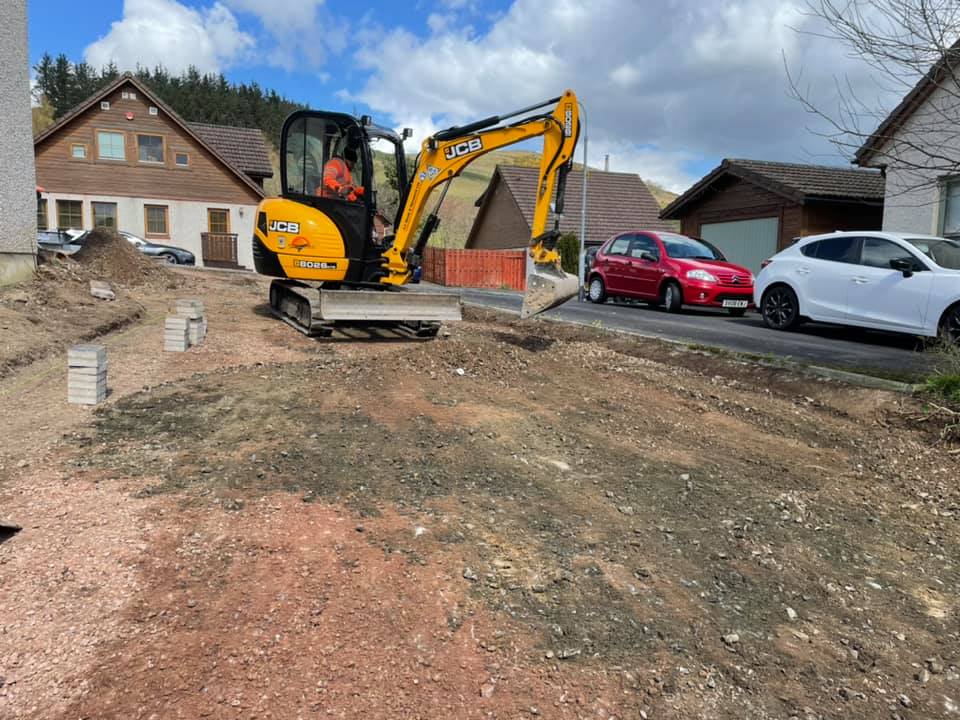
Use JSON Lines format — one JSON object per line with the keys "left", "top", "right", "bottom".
{"left": 423, "top": 248, "right": 526, "bottom": 291}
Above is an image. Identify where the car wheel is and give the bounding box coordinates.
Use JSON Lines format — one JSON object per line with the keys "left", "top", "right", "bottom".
{"left": 587, "top": 276, "right": 606, "bottom": 303}
{"left": 727, "top": 308, "right": 747, "bottom": 317}
{"left": 160, "top": 253, "right": 179, "bottom": 265}
{"left": 662, "top": 282, "right": 683, "bottom": 313}
{"left": 761, "top": 285, "right": 800, "bottom": 330}
{"left": 939, "top": 303, "right": 960, "bottom": 344}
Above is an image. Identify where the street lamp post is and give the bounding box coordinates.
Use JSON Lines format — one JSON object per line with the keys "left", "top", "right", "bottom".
{"left": 576, "top": 102, "right": 588, "bottom": 301}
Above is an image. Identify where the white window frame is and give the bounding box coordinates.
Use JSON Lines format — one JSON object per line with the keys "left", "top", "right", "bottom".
{"left": 97, "top": 130, "right": 126, "bottom": 161}
{"left": 100, "top": 101, "right": 110, "bottom": 110}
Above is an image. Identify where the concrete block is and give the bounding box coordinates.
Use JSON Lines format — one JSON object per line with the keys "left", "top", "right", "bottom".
{"left": 165, "top": 316, "right": 190, "bottom": 330}
{"left": 68, "top": 367, "right": 108, "bottom": 380}
{"left": 175, "top": 298, "right": 205, "bottom": 319}
{"left": 68, "top": 344, "right": 106, "bottom": 368}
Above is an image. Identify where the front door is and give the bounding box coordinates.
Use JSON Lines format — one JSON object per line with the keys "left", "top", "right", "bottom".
{"left": 202, "top": 208, "right": 238, "bottom": 267}
{"left": 626, "top": 233, "right": 663, "bottom": 298}
{"left": 846, "top": 237, "right": 934, "bottom": 332}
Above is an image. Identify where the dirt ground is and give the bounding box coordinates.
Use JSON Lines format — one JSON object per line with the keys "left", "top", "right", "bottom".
{"left": 1, "top": 268, "right": 959, "bottom": 720}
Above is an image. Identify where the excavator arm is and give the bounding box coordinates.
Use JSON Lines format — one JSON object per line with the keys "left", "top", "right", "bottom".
{"left": 381, "top": 90, "right": 581, "bottom": 317}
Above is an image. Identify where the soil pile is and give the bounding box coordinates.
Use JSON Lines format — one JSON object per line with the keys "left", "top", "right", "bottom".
{"left": 70, "top": 229, "right": 179, "bottom": 288}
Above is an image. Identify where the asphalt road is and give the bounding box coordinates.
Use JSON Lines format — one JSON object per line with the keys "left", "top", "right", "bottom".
{"left": 457, "top": 288, "right": 937, "bottom": 380}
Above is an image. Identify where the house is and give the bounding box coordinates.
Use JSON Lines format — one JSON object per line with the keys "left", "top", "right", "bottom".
{"left": 466, "top": 165, "right": 672, "bottom": 251}
{"left": 659, "top": 159, "right": 884, "bottom": 272}
{"left": 854, "top": 45, "right": 960, "bottom": 237}
{"left": 33, "top": 73, "right": 272, "bottom": 269}
{"left": 0, "top": 0, "right": 37, "bottom": 286}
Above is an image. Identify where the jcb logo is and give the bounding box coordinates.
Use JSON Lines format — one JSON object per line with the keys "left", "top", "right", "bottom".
{"left": 269, "top": 220, "right": 300, "bottom": 233}
{"left": 443, "top": 137, "right": 483, "bottom": 160}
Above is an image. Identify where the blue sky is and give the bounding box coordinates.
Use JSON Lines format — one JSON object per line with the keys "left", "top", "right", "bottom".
{"left": 27, "top": 0, "right": 900, "bottom": 191}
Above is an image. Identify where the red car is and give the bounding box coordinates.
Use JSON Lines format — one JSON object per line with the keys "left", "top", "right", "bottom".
{"left": 586, "top": 231, "right": 754, "bottom": 316}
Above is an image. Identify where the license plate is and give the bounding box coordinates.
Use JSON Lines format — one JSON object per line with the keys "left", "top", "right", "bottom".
{"left": 722, "top": 299, "right": 749, "bottom": 309}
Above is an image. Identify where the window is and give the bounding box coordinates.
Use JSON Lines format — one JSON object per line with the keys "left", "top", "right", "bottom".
{"left": 283, "top": 115, "right": 365, "bottom": 199}
{"left": 860, "top": 237, "right": 920, "bottom": 270}
{"left": 607, "top": 236, "right": 630, "bottom": 255}
{"left": 144, "top": 205, "right": 168, "bottom": 236}
{"left": 121, "top": 90, "right": 137, "bottom": 100}
{"left": 175, "top": 152, "right": 189, "bottom": 167}
{"left": 628, "top": 234, "right": 659, "bottom": 260}
{"left": 70, "top": 143, "right": 87, "bottom": 159}
{"left": 941, "top": 179, "right": 960, "bottom": 238}
{"left": 906, "top": 237, "right": 960, "bottom": 270}
{"left": 100, "top": 101, "right": 110, "bottom": 110}
{"left": 97, "top": 130, "right": 125, "bottom": 160}
{"left": 37, "top": 199, "right": 48, "bottom": 231}
{"left": 138, "top": 134, "right": 164, "bottom": 163}
{"left": 803, "top": 236, "right": 860, "bottom": 263}
{"left": 659, "top": 233, "right": 724, "bottom": 260}
{"left": 148, "top": 106, "right": 158, "bottom": 116}
{"left": 92, "top": 202, "right": 118, "bottom": 230}
{"left": 56, "top": 200, "right": 83, "bottom": 229}
{"left": 207, "top": 208, "right": 229, "bottom": 234}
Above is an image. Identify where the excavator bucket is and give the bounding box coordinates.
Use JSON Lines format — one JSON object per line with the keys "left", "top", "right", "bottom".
{"left": 520, "top": 262, "right": 579, "bottom": 319}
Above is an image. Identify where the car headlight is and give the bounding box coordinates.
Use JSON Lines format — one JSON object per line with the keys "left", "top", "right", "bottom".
{"left": 686, "top": 269, "right": 718, "bottom": 283}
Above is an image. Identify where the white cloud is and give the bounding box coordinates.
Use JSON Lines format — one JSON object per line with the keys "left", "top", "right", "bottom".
{"left": 345, "top": 0, "right": 895, "bottom": 192}
{"left": 84, "top": 0, "right": 253, "bottom": 74}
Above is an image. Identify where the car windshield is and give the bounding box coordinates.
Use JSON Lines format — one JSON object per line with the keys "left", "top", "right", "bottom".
{"left": 659, "top": 233, "right": 725, "bottom": 261}
{"left": 905, "top": 238, "right": 960, "bottom": 269}
{"left": 123, "top": 233, "right": 147, "bottom": 247}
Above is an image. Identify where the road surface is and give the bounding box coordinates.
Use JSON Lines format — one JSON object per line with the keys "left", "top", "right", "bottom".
{"left": 456, "top": 287, "right": 935, "bottom": 379}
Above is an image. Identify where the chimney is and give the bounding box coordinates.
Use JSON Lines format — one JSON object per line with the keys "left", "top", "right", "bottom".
{"left": 604, "top": 154, "right": 610, "bottom": 172}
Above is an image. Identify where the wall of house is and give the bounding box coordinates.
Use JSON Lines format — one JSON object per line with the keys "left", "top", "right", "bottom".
{"left": 802, "top": 201, "right": 884, "bottom": 237}
{"left": 41, "top": 192, "right": 257, "bottom": 269}
{"left": 0, "top": 0, "right": 37, "bottom": 285}
{"left": 465, "top": 178, "right": 531, "bottom": 250}
{"left": 676, "top": 176, "right": 801, "bottom": 250}
{"left": 872, "top": 79, "right": 960, "bottom": 233}
{"left": 35, "top": 82, "right": 262, "bottom": 207}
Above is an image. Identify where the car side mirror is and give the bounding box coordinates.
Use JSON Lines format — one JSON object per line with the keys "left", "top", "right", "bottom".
{"left": 640, "top": 251, "right": 658, "bottom": 263}
{"left": 889, "top": 257, "right": 914, "bottom": 277}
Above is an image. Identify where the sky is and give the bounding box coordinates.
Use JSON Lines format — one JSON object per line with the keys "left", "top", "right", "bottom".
{"left": 26, "top": 0, "right": 905, "bottom": 192}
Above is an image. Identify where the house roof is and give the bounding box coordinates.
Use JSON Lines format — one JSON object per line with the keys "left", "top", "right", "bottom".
{"left": 468, "top": 165, "right": 672, "bottom": 248}
{"left": 855, "top": 41, "right": 960, "bottom": 167}
{"left": 189, "top": 122, "right": 273, "bottom": 178}
{"left": 661, "top": 158, "right": 885, "bottom": 219}
{"left": 33, "top": 73, "right": 265, "bottom": 197}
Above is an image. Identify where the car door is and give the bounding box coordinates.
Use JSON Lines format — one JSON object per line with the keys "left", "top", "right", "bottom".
{"left": 796, "top": 236, "right": 861, "bottom": 321}
{"left": 597, "top": 235, "right": 632, "bottom": 293}
{"left": 625, "top": 234, "right": 663, "bottom": 298}
{"left": 845, "top": 237, "right": 934, "bottom": 332}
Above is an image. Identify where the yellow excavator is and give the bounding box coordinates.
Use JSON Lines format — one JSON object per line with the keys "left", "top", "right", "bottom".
{"left": 252, "top": 90, "right": 580, "bottom": 336}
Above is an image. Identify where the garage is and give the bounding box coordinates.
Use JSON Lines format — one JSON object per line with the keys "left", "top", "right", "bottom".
{"left": 660, "top": 159, "right": 885, "bottom": 274}
{"left": 700, "top": 216, "right": 779, "bottom": 272}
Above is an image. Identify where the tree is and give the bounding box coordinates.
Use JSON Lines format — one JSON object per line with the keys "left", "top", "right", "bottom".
{"left": 789, "top": 0, "right": 960, "bottom": 194}
{"left": 557, "top": 233, "right": 580, "bottom": 275}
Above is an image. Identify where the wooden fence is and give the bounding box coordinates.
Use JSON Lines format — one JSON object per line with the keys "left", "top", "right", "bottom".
{"left": 422, "top": 248, "right": 526, "bottom": 291}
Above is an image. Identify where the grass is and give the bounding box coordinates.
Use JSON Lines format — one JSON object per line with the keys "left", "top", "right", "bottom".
{"left": 925, "top": 340, "right": 960, "bottom": 402}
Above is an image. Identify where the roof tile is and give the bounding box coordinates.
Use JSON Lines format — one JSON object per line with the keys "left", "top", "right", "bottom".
{"left": 491, "top": 165, "right": 672, "bottom": 246}
{"left": 188, "top": 122, "right": 274, "bottom": 178}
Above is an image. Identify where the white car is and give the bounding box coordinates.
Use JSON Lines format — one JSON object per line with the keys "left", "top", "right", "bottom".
{"left": 754, "top": 231, "right": 960, "bottom": 341}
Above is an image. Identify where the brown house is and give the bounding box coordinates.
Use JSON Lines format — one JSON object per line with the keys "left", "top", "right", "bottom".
{"left": 34, "top": 73, "right": 272, "bottom": 268}
{"left": 659, "top": 159, "right": 884, "bottom": 273}
{"left": 466, "top": 165, "right": 671, "bottom": 250}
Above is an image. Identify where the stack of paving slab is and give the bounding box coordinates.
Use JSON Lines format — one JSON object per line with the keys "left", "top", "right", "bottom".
{"left": 164, "top": 298, "right": 207, "bottom": 352}
{"left": 68, "top": 344, "right": 107, "bottom": 405}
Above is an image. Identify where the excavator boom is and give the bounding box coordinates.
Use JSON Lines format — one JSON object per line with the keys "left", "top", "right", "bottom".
{"left": 382, "top": 90, "right": 581, "bottom": 317}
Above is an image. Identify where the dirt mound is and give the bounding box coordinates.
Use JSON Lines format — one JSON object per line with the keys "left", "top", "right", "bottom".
{"left": 70, "top": 228, "right": 179, "bottom": 288}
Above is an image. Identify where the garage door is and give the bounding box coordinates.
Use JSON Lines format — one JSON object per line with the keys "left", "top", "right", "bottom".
{"left": 700, "top": 217, "right": 779, "bottom": 274}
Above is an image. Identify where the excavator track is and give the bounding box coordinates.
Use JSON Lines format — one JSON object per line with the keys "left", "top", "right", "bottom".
{"left": 268, "top": 279, "right": 460, "bottom": 339}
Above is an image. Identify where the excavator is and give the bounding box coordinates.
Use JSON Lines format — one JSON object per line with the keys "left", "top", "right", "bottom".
{"left": 252, "top": 90, "right": 581, "bottom": 337}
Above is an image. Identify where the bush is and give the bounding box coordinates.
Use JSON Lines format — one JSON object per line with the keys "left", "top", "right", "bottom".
{"left": 557, "top": 233, "right": 580, "bottom": 275}
{"left": 925, "top": 341, "right": 960, "bottom": 402}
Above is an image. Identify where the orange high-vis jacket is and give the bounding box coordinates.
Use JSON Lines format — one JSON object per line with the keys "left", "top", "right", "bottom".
{"left": 320, "top": 157, "right": 351, "bottom": 198}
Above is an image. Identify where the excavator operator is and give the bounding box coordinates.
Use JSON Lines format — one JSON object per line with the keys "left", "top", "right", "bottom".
{"left": 319, "top": 142, "right": 364, "bottom": 202}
